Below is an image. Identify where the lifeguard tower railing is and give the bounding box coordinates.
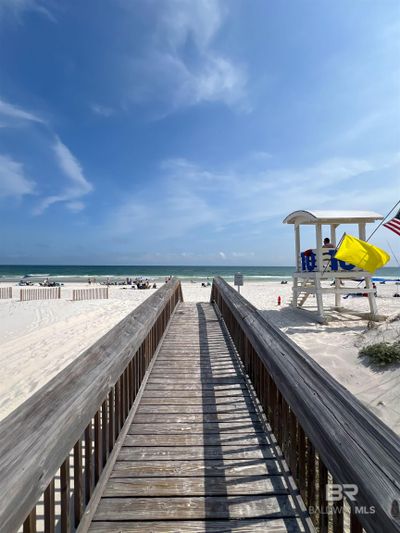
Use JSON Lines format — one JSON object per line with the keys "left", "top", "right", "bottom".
{"left": 300, "top": 249, "right": 364, "bottom": 274}
{"left": 212, "top": 277, "right": 400, "bottom": 533}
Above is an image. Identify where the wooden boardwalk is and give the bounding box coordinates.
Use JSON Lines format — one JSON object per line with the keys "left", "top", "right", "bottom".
{"left": 89, "top": 303, "right": 309, "bottom": 532}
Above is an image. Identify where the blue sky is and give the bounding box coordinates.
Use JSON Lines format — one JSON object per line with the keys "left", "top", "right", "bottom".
{"left": 0, "top": 0, "right": 399, "bottom": 266}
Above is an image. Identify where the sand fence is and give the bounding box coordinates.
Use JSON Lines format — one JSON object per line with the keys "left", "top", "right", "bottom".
{"left": 20, "top": 287, "right": 61, "bottom": 301}
{"left": 17, "top": 286, "right": 109, "bottom": 302}
{"left": 72, "top": 287, "right": 109, "bottom": 301}
{"left": 0, "top": 287, "right": 12, "bottom": 299}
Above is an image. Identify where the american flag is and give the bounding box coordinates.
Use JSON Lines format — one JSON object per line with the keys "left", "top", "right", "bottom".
{"left": 383, "top": 209, "right": 400, "bottom": 236}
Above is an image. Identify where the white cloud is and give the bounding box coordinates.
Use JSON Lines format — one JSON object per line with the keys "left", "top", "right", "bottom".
{"left": 66, "top": 200, "right": 85, "bottom": 212}
{"left": 126, "top": 0, "right": 247, "bottom": 112}
{"left": 108, "top": 153, "right": 399, "bottom": 244}
{"left": 0, "top": 154, "right": 35, "bottom": 198}
{"left": 232, "top": 251, "right": 255, "bottom": 258}
{"left": 0, "top": 97, "right": 44, "bottom": 124}
{"left": 90, "top": 104, "right": 114, "bottom": 117}
{"left": 53, "top": 137, "right": 91, "bottom": 191}
{"left": 158, "top": 0, "right": 224, "bottom": 51}
{"left": 219, "top": 251, "right": 226, "bottom": 260}
{"left": 34, "top": 137, "right": 92, "bottom": 214}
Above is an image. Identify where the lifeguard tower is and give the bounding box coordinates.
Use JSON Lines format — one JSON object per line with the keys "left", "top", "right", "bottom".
{"left": 283, "top": 210, "right": 384, "bottom": 323}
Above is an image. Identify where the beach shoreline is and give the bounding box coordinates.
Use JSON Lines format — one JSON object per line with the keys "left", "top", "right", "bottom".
{"left": 0, "top": 264, "right": 398, "bottom": 285}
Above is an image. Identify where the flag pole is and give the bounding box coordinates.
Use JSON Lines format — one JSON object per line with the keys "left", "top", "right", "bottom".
{"left": 386, "top": 241, "right": 400, "bottom": 296}
{"left": 366, "top": 199, "right": 400, "bottom": 242}
{"left": 387, "top": 240, "right": 400, "bottom": 269}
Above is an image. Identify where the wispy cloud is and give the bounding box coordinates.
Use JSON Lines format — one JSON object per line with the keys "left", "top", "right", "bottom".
{"left": 35, "top": 137, "right": 93, "bottom": 214}
{"left": 0, "top": 97, "right": 45, "bottom": 124}
{"left": 124, "top": 0, "right": 247, "bottom": 113}
{"left": 0, "top": 0, "right": 55, "bottom": 22}
{"left": 0, "top": 154, "right": 35, "bottom": 198}
{"left": 0, "top": 96, "right": 93, "bottom": 214}
{"left": 108, "top": 153, "right": 399, "bottom": 242}
{"left": 90, "top": 104, "right": 114, "bottom": 117}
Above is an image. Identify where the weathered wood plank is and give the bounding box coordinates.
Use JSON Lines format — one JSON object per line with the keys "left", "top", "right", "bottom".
{"left": 153, "top": 359, "right": 237, "bottom": 363}
{"left": 93, "top": 495, "right": 299, "bottom": 520}
{"left": 141, "top": 389, "right": 251, "bottom": 399}
{"left": 154, "top": 360, "right": 236, "bottom": 365}
{"left": 132, "top": 412, "right": 260, "bottom": 423}
{"left": 140, "top": 395, "right": 252, "bottom": 404}
{"left": 124, "top": 433, "right": 271, "bottom": 447}
{"left": 118, "top": 444, "right": 275, "bottom": 461}
{"left": 128, "top": 422, "right": 265, "bottom": 434}
{"left": 154, "top": 354, "right": 236, "bottom": 358}
{"left": 103, "top": 476, "right": 289, "bottom": 496}
{"left": 150, "top": 370, "right": 240, "bottom": 377}
{"left": 144, "top": 383, "right": 249, "bottom": 391}
{"left": 111, "top": 459, "right": 283, "bottom": 478}
{"left": 147, "top": 378, "right": 247, "bottom": 385}
{"left": 89, "top": 518, "right": 307, "bottom": 532}
{"left": 136, "top": 403, "right": 256, "bottom": 414}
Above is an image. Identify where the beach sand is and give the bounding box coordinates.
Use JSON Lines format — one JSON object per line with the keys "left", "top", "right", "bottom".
{"left": 0, "top": 283, "right": 154, "bottom": 421}
{"left": 0, "top": 279, "right": 399, "bottom": 434}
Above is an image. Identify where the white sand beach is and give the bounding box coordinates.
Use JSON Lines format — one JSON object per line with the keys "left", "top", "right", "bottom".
{"left": 0, "top": 284, "right": 154, "bottom": 421}
{"left": 0, "top": 280, "right": 399, "bottom": 435}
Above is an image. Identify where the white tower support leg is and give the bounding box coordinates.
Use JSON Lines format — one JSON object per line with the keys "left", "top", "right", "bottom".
{"left": 295, "top": 224, "right": 301, "bottom": 271}
{"left": 315, "top": 274, "right": 325, "bottom": 323}
{"left": 334, "top": 278, "right": 341, "bottom": 308}
{"left": 365, "top": 276, "right": 378, "bottom": 319}
{"left": 292, "top": 276, "right": 299, "bottom": 307}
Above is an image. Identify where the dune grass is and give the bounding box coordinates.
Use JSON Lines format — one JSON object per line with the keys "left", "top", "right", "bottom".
{"left": 359, "top": 341, "right": 400, "bottom": 366}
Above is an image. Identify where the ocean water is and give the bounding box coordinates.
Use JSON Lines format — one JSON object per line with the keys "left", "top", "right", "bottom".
{"left": 0, "top": 265, "right": 399, "bottom": 283}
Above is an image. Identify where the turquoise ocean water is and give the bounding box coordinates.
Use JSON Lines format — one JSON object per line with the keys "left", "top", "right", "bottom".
{"left": 0, "top": 265, "right": 399, "bottom": 283}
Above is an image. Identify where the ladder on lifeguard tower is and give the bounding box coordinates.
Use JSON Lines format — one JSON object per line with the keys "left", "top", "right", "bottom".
{"left": 292, "top": 279, "right": 314, "bottom": 307}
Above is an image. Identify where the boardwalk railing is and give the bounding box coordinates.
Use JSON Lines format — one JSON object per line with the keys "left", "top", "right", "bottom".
{"left": 211, "top": 277, "right": 400, "bottom": 533}
{"left": 73, "top": 287, "right": 109, "bottom": 301}
{"left": 0, "top": 278, "right": 183, "bottom": 533}
{"left": 0, "top": 287, "right": 12, "bottom": 299}
{"left": 20, "top": 287, "right": 61, "bottom": 301}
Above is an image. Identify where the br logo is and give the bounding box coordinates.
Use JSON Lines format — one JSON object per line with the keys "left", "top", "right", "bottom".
{"left": 326, "top": 484, "right": 358, "bottom": 502}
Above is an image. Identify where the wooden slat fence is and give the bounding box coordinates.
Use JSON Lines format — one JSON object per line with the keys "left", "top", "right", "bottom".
{"left": 73, "top": 288, "right": 109, "bottom": 301}
{"left": 0, "top": 287, "right": 12, "bottom": 299}
{"left": 20, "top": 287, "right": 61, "bottom": 301}
{"left": 0, "top": 278, "right": 183, "bottom": 533}
{"left": 211, "top": 276, "right": 400, "bottom": 533}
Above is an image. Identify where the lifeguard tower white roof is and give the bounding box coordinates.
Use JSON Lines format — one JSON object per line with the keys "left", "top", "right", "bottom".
{"left": 283, "top": 210, "right": 383, "bottom": 225}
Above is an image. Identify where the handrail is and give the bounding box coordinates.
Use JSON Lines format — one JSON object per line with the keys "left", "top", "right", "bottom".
{"left": 0, "top": 278, "right": 183, "bottom": 532}
{"left": 211, "top": 276, "right": 400, "bottom": 533}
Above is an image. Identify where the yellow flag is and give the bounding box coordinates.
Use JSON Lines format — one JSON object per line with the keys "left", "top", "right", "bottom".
{"left": 335, "top": 234, "right": 390, "bottom": 273}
